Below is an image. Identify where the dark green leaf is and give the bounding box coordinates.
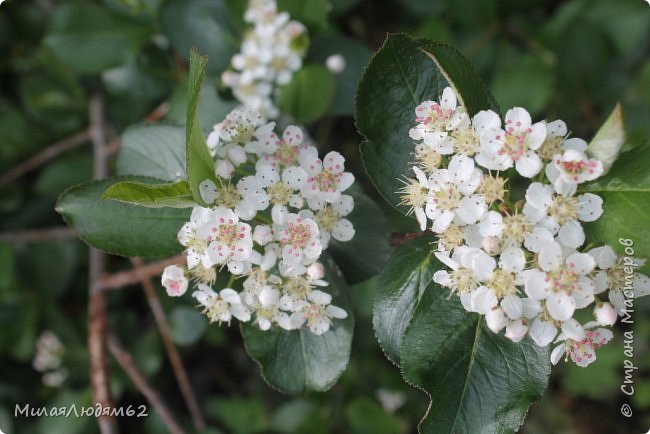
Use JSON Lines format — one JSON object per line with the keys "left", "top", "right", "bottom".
{"left": 401, "top": 279, "right": 550, "bottom": 434}
{"left": 241, "top": 258, "right": 353, "bottom": 393}
{"left": 583, "top": 142, "right": 650, "bottom": 262}
{"left": 208, "top": 398, "right": 266, "bottom": 434}
{"left": 44, "top": 3, "right": 152, "bottom": 74}
{"left": 372, "top": 235, "right": 437, "bottom": 364}
{"left": 356, "top": 34, "right": 498, "bottom": 212}
{"left": 491, "top": 54, "right": 554, "bottom": 117}
{"left": 186, "top": 49, "right": 216, "bottom": 205}
{"left": 277, "top": 65, "right": 335, "bottom": 124}
{"left": 160, "top": 0, "right": 238, "bottom": 74}
{"left": 56, "top": 177, "right": 190, "bottom": 257}
{"left": 103, "top": 180, "right": 195, "bottom": 208}
{"left": 116, "top": 124, "right": 187, "bottom": 180}
{"left": 328, "top": 186, "right": 391, "bottom": 283}
{"left": 277, "top": 0, "right": 329, "bottom": 29}
{"left": 345, "top": 397, "right": 404, "bottom": 434}
{"left": 169, "top": 305, "right": 207, "bottom": 346}
{"left": 309, "top": 32, "right": 373, "bottom": 116}
{"left": 35, "top": 152, "right": 93, "bottom": 197}
{"left": 0, "top": 243, "right": 14, "bottom": 292}
{"left": 166, "top": 80, "right": 239, "bottom": 129}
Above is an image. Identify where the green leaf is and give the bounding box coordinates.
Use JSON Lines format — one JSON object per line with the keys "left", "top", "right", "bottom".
{"left": 186, "top": 49, "right": 216, "bottom": 205}
{"left": 587, "top": 103, "right": 625, "bottom": 172}
{"left": 116, "top": 124, "right": 187, "bottom": 180}
{"left": 277, "top": 0, "right": 329, "bottom": 29}
{"left": 328, "top": 186, "right": 392, "bottom": 284}
{"left": 372, "top": 236, "right": 437, "bottom": 364}
{"left": 103, "top": 180, "right": 195, "bottom": 208}
{"left": 0, "top": 243, "right": 14, "bottom": 292}
{"left": 208, "top": 398, "right": 266, "bottom": 434}
{"left": 56, "top": 177, "right": 190, "bottom": 257}
{"left": 356, "top": 33, "right": 498, "bottom": 212}
{"left": 400, "top": 279, "right": 550, "bottom": 434}
{"left": 169, "top": 305, "right": 207, "bottom": 346}
{"left": 491, "top": 54, "right": 554, "bottom": 117}
{"left": 166, "top": 80, "right": 239, "bottom": 130}
{"left": 160, "top": 0, "right": 238, "bottom": 74}
{"left": 309, "top": 32, "right": 373, "bottom": 116}
{"left": 277, "top": 65, "right": 336, "bottom": 124}
{"left": 44, "top": 3, "right": 152, "bottom": 74}
{"left": 345, "top": 398, "right": 404, "bottom": 434}
{"left": 582, "top": 142, "right": 650, "bottom": 262}
{"left": 241, "top": 258, "right": 353, "bottom": 393}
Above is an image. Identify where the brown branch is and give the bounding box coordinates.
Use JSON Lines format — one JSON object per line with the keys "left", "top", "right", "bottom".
{"left": 0, "top": 130, "right": 90, "bottom": 189}
{"left": 131, "top": 258, "right": 205, "bottom": 431}
{"left": 0, "top": 100, "right": 169, "bottom": 189}
{"left": 390, "top": 231, "right": 428, "bottom": 247}
{"left": 0, "top": 227, "right": 76, "bottom": 244}
{"left": 100, "top": 255, "right": 185, "bottom": 290}
{"left": 87, "top": 94, "right": 118, "bottom": 434}
{"left": 107, "top": 333, "right": 187, "bottom": 434}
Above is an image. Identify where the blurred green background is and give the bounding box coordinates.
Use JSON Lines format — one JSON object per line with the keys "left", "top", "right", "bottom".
{"left": 1, "top": 0, "right": 649, "bottom": 433}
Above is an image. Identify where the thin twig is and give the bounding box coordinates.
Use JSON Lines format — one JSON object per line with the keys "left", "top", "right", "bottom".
{"left": 131, "top": 258, "right": 206, "bottom": 431}
{"left": 88, "top": 94, "right": 118, "bottom": 434}
{"left": 0, "top": 130, "right": 90, "bottom": 189}
{"left": 100, "top": 255, "right": 185, "bottom": 290}
{"left": 0, "top": 100, "right": 169, "bottom": 189}
{"left": 0, "top": 227, "right": 76, "bottom": 244}
{"left": 107, "top": 333, "right": 187, "bottom": 434}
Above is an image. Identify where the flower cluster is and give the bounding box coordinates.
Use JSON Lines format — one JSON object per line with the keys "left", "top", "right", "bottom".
{"left": 400, "top": 87, "right": 650, "bottom": 367}
{"left": 222, "top": 0, "right": 307, "bottom": 119}
{"left": 33, "top": 331, "right": 67, "bottom": 387}
{"left": 162, "top": 107, "right": 355, "bottom": 335}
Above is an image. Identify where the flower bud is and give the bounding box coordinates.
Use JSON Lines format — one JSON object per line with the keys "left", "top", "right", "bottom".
{"left": 215, "top": 159, "right": 235, "bottom": 179}
{"left": 594, "top": 302, "right": 617, "bottom": 326}
{"left": 326, "top": 54, "right": 346, "bottom": 74}
{"left": 481, "top": 236, "right": 501, "bottom": 256}
{"left": 162, "top": 265, "right": 188, "bottom": 297}
{"left": 307, "top": 262, "right": 325, "bottom": 280}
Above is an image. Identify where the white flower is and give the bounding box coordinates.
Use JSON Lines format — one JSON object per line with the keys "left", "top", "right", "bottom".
{"left": 546, "top": 138, "right": 604, "bottom": 195}
{"left": 587, "top": 245, "right": 650, "bottom": 313}
{"left": 161, "top": 265, "right": 188, "bottom": 297}
{"left": 255, "top": 162, "right": 307, "bottom": 224}
{"left": 523, "top": 241, "right": 596, "bottom": 321}
{"left": 550, "top": 322, "right": 613, "bottom": 367}
{"left": 424, "top": 155, "right": 486, "bottom": 233}
{"left": 236, "top": 175, "right": 269, "bottom": 220}
{"left": 289, "top": 290, "right": 347, "bottom": 335}
{"left": 409, "top": 87, "right": 468, "bottom": 154}
{"left": 504, "top": 318, "right": 528, "bottom": 343}
{"left": 251, "top": 286, "right": 291, "bottom": 331}
{"left": 475, "top": 107, "right": 547, "bottom": 178}
{"left": 177, "top": 207, "right": 217, "bottom": 269}
{"left": 300, "top": 195, "right": 355, "bottom": 248}
{"left": 207, "top": 108, "right": 264, "bottom": 151}
{"left": 301, "top": 151, "right": 354, "bottom": 203}
{"left": 399, "top": 166, "right": 430, "bottom": 231}
{"left": 197, "top": 207, "right": 253, "bottom": 269}
{"left": 193, "top": 285, "right": 251, "bottom": 324}
{"left": 433, "top": 246, "right": 496, "bottom": 309}
{"left": 523, "top": 182, "right": 602, "bottom": 248}
{"left": 274, "top": 213, "right": 322, "bottom": 266}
